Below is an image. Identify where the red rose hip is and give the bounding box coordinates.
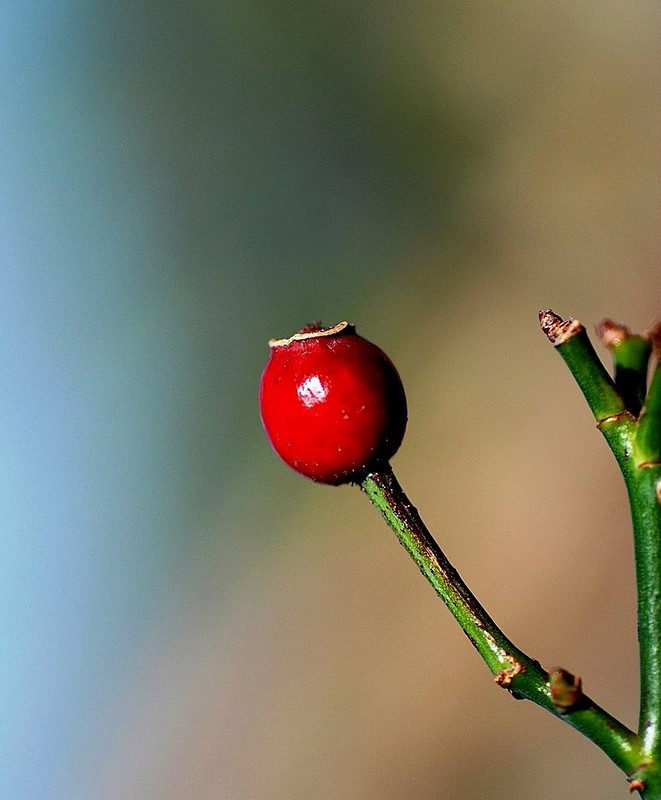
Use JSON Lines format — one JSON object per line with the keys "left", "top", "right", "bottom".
{"left": 259, "top": 321, "right": 407, "bottom": 484}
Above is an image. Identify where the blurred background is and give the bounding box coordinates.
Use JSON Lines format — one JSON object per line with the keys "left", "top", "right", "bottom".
{"left": 2, "top": 1, "right": 659, "bottom": 798}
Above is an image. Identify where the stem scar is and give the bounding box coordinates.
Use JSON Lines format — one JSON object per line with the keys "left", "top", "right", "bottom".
{"left": 597, "top": 411, "right": 635, "bottom": 427}
{"left": 495, "top": 660, "right": 525, "bottom": 687}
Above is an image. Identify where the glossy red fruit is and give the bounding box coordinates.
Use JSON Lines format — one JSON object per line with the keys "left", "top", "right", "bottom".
{"left": 259, "top": 321, "right": 407, "bottom": 484}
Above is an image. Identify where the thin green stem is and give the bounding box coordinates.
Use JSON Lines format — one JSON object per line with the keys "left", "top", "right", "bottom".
{"left": 637, "top": 361, "right": 661, "bottom": 465}
{"left": 541, "top": 310, "right": 661, "bottom": 797}
{"left": 632, "top": 329, "right": 661, "bottom": 768}
{"left": 361, "top": 468, "right": 640, "bottom": 776}
{"left": 539, "top": 310, "right": 626, "bottom": 421}
{"left": 626, "top": 462, "right": 661, "bottom": 762}
{"left": 597, "top": 319, "right": 651, "bottom": 417}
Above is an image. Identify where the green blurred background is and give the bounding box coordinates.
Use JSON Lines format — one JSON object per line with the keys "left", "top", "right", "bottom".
{"left": 2, "top": 2, "right": 659, "bottom": 798}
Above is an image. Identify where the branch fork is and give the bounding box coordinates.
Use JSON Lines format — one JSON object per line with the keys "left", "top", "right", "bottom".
{"left": 360, "top": 309, "right": 661, "bottom": 798}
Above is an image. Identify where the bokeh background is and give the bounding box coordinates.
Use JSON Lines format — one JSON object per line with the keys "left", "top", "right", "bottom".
{"left": 2, "top": 2, "right": 660, "bottom": 798}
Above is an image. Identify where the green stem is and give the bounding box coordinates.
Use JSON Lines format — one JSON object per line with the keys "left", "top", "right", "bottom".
{"left": 541, "top": 310, "right": 661, "bottom": 797}
{"left": 637, "top": 360, "right": 661, "bottom": 465}
{"left": 597, "top": 319, "right": 651, "bottom": 417}
{"left": 539, "top": 310, "right": 626, "bottom": 420}
{"left": 361, "top": 467, "right": 640, "bottom": 776}
{"left": 627, "top": 463, "right": 661, "bottom": 761}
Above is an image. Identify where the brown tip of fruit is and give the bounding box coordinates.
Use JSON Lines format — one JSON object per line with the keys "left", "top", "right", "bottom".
{"left": 268, "top": 321, "right": 355, "bottom": 348}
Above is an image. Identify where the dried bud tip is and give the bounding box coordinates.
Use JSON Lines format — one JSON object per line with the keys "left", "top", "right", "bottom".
{"left": 644, "top": 320, "right": 661, "bottom": 355}
{"left": 539, "top": 310, "right": 585, "bottom": 346}
{"left": 596, "top": 318, "right": 630, "bottom": 349}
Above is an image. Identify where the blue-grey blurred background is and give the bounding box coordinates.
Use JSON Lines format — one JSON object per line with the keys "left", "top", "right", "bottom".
{"left": 2, "top": 2, "right": 659, "bottom": 798}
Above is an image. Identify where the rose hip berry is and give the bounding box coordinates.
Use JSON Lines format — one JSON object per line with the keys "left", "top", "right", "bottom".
{"left": 259, "top": 321, "right": 408, "bottom": 484}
